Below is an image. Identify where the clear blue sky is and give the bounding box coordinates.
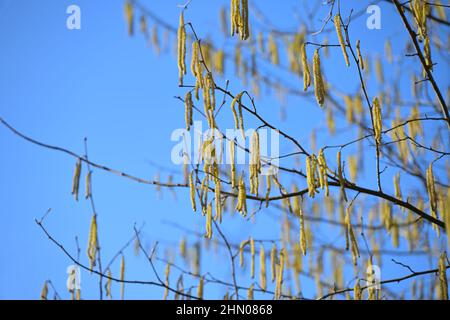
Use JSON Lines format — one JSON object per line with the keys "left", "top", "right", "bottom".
{"left": 0, "top": 0, "right": 448, "bottom": 299}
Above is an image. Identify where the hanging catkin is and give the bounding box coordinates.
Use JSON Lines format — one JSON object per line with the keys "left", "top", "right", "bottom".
{"left": 299, "top": 208, "right": 307, "bottom": 256}
{"left": 268, "top": 34, "right": 279, "bottom": 65}
{"left": 230, "top": 140, "right": 237, "bottom": 189}
{"left": 373, "top": 97, "right": 382, "bottom": 145}
{"left": 240, "top": 0, "right": 249, "bottom": 40}
{"left": 270, "top": 243, "right": 277, "bottom": 282}
{"left": 275, "top": 249, "right": 285, "bottom": 299}
{"left": 337, "top": 150, "right": 348, "bottom": 202}
{"left": 424, "top": 35, "right": 432, "bottom": 71}
{"left": 189, "top": 171, "right": 197, "bottom": 212}
{"left": 87, "top": 214, "right": 98, "bottom": 270}
{"left": 239, "top": 239, "right": 249, "bottom": 267}
{"left": 120, "top": 255, "right": 125, "bottom": 300}
{"left": 163, "top": 263, "right": 170, "bottom": 300}
{"left": 250, "top": 237, "right": 255, "bottom": 278}
{"left": 236, "top": 173, "right": 247, "bottom": 216}
{"left": 313, "top": 49, "right": 325, "bottom": 107}
{"left": 426, "top": 163, "right": 437, "bottom": 217}
{"left": 354, "top": 281, "right": 362, "bottom": 300}
{"left": 356, "top": 40, "right": 364, "bottom": 70}
{"left": 205, "top": 202, "right": 212, "bottom": 239}
{"left": 177, "top": 12, "right": 186, "bottom": 86}
{"left": 71, "top": 158, "right": 82, "bottom": 201}
{"left": 41, "top": 281, "right": 48, "bottom": 300}
{"left": 185, "top": 91, "right": 193, "bottom": 131}
{"left": 230, "top": 92, "right": 245, "bottom": 139}
{"left": 250, "top": 131, "right": 261, "bottom": 195}
{"left": 439, "top": 252, "right": 448, "bottom": 300}
{"left": 124, "top": 1, "right": 134, "bottom": 36}
{"left": 317, "top": 148, "right": 329, "bottom": 196}
{"left": 394, "top": 173, "right": 402, "bottom": 200}
{"left": 301, "top": 43, "right": 311, "bottom": 91}
{"left": 260, "top": 244, "right": 267, "bottom": 291}
{"left": 247, "top": 284, "right": 254, "bottom": 300}
{"left": 85, "top": 171, "right": 91, "bottom": 199}
{"left": 306, "top": 155, "right": 318, "bottom": 198}
{"left": 106, "top": 270, "right": 112, "bottom": 298}
{"left": 333, "top": 15, "right": 350, "bottom": 67}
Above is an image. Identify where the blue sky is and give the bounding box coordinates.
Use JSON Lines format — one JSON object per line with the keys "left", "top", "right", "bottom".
{"left": 0, "top": 0, "right": 448, "bottom": 299}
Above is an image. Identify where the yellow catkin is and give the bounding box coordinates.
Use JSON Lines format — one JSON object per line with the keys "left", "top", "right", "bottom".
{"left": 41, "top": 281, "right": 48, "bottom": 300}
{"left": 71, "top": 158, "right": 82, "bottom": 201}
{"left": 230, "top": 140, "right": 236, "bottom": 189}
{"left": 426, "top": 163, "right": 438, "bottom": 223}
{"left": 205, "top": 202, "right": 212, "bottom": 239}
{"left": 185, "top": 91, "right": 193, "bottom": 131}
{"left": 439, "top": 252, "right": 448, "bottom": 300}
{"left": 445, "top": 188, "right": 450, "bottom": 247}
{"left": 230, "top": 0, "right": 240, "bottom": 36}
{"left": 301, "top": 43, "right": 311, "bottom": 91}
{"left": 268, "top": 34, "right": 279, "bottom": 65}
{"left": 177, "top": 12, "right": 186, "bottom": 86}
{"left": 345, "top": 207, "right": 359, "bottom": 266}
{"left": 334, "top": 15, "right": 349, "bottom": 67}
{"left": 230, "top": 92, "right": 245, "bottom": 139}
{"left": 120, "top": 255, "right": 125, "bottom": 300}
{"left": 306, "top": 155, "right": 318, "bottom": 198}
{"left": 139, "top": 15, "right": 147, "bottom": 35}
{"left": 250, "top": 238, "right": 255, "bottom": 278}
{"left": 189, "top": 171, "right": 197, "bottom": 212}
{"left": 394, "top": 173, "right": 402, "bottom": 200}
{"left": 163, "top": 263, "right": 170, "bottom": 300}
{"left": 236, "top": 173, "right": 247, "bottom": 216}
{"left": 354, "top": 281, "right": 362, "bottom": 300}
{"left": 373, "top": 97, "right": 382, "bottom": 145}
{"left": 124, "top": 1, "right": 134, "bottom": 36}
{"left": 260, "top": 245, "right": 267, "bottom": 291}
{"left": 385, "top": 39, "right": 393, "bottom": 63}
{"left": 106, "top": 270, "right": 112, "bottom": 298}
{"left": 87, "top": 214, "right": 98, "bottom": 270}
{"left": 275, "top": 249, "right": 285, "bottom": 299}
{"left": 197, "top": 276, "right": 204, "bottom": 299}
{"left": 85, "top": 171, "right": 91, "bottom": 199}
{"left": 239, "top": 239, "right": 248, "bottom": 267}
{"left": 435, "top": 0, "right": 446, "bottom": 20}
{"left": 247, "top": 283, "right": 254, "bottom": 300}
{"left": 356, "top": 40, "right": 364, "bottom": 70}
{"left": 313, "top": 49, "right": 325, "bottom": 107}
{"left": 299, "top": 208, "right": 307, "bottom": 256}
{"left": 337, "top": 150, "right": 348, "bottom": 202}
{"left": 270, "top": 244, "right": 277, "bottom": 282}
{"left": 250, "top": 131, "right": 261, "bottom": 195}
{"left": 317, "top": 148, "right": 329, "bottom": 196}
{"left": 375, "top": 56, "right": 384, "bottom": 83}
{"left": 240, "top": 0, "right": 249, "bottom": 40}
{"left": 348, "top": 155, "right": 357, "bottom": 182}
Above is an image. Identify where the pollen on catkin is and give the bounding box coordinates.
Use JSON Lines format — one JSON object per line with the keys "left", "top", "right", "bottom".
{"left": 177, "top": 12, "right": 186, "bottom": 86}
{"left": 334, "top": 14, "right": 350, "bottom": 67}
{"left": 301, "top": 43, "right": 311, "bottom": 91}
{"left": 71, "top": 158, "right": 82, "bottom": 201}
{"left": 87, "top": 214, "right": 98, "bottom": 270}
{"left": 317, "top": 148, "right": 329, "bottom": 196}
{"left": 313, "top": 49, "right": 325, "bottom": 107}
